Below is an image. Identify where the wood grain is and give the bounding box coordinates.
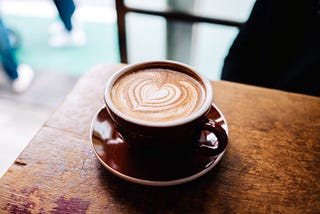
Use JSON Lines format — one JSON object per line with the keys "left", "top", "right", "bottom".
{"left": 0, "top": 64, "right": 319, "bottom": 213}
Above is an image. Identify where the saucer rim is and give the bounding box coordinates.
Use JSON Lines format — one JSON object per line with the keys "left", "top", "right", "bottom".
{"left": 90, "top": 105, "right": 228, "bottom": 186}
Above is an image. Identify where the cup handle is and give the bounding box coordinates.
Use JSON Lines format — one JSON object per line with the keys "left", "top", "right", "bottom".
{"left": 197, "top": 118, "right": 228, "bottom": 156}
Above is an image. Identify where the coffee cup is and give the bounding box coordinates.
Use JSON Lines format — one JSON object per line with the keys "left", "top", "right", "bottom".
{"left": 104, "top": 60, "right": 227, "bottom": 155}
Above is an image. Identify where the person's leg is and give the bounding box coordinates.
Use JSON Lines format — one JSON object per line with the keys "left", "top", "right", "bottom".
{"left": 49, "top": 0, "right": 85, "bottom": 47}
{"left": 0, "top": 19, "right": 34, "bottom": 93}
{"left": 0, "top": 19, "right": 18, "bottom": 80}
{"left": 53, "top": 0, "right": 76, "bottom": 31}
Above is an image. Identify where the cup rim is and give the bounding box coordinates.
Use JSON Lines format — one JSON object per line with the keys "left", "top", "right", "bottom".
{"left": 104, "top": 60, "right": 213, "bottom": 127}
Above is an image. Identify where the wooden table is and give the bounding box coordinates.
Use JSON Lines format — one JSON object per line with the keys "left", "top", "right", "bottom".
{"left": 1, "top": 64, "right": 319, "bottom": 213}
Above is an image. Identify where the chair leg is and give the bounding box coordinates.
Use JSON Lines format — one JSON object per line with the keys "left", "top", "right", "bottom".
{"left": 115, "top": 0, "right": 128, "bottom": 63}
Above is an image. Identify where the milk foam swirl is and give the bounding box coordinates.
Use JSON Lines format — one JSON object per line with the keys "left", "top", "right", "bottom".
{"left": 111, "top": 68, "right": 206, "bottom": 122}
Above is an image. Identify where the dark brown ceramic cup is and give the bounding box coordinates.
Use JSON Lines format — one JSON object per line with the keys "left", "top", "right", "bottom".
{"left": 104, "top": 60, "right": 228, "bottom": 155}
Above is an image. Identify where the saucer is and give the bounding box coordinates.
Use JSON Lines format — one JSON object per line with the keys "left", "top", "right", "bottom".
{"left": 90, "top": 105, "right": 228, "bottom": 186}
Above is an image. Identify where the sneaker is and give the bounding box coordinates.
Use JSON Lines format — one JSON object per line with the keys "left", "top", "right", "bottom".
{"left": 48, "top": 20, "right": 65, "bottom": 35}
{"left": 48, "top": 27, "right": 86, "bottom": 48}
{"left": 12, "top": 64, "right": 34, "bottom": 93}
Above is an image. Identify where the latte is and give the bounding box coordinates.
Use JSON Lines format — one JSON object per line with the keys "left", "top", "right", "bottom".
{"left": 110, "top": 68, "right": 206, "bottom": 123}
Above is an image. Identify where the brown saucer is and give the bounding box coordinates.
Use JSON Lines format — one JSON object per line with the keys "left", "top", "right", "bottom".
{"left": 90, "top": 105, "right": 228, "bottom": 186}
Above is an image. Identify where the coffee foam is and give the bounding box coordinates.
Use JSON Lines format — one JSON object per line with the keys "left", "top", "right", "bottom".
{"left": 111, "top": 68, "right": 206, "bottom": 123}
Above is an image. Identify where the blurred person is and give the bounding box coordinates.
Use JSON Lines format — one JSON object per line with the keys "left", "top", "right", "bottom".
{"left": 0, "top": 18, "right": 34, "bottom": 93}
{"left": 49, "top": 0, "right": 86, "bottom": 47}
{"left": 221, "top": 0, "right": 320, "bottom": 96}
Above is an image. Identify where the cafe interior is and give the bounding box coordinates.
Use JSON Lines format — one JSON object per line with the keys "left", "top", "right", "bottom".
{"left": 0, "top": 0, "right": 319, "bottom": 213}
{"left": 0, "top": 0, "right": 255, "bottom": 177}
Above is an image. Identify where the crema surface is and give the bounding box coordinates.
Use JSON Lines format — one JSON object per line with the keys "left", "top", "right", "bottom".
{"left": 111, "top": 68, "right": 206, "bottom": 123}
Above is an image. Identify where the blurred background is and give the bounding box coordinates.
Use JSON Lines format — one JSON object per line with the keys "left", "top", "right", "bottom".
{"left": 0, "top": 0, "right": 255, "bottom": 177}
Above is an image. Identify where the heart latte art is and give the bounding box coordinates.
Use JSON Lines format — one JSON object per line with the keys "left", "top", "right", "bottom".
{"left": 110, "top": 68, "right": 206, "bottom": 122}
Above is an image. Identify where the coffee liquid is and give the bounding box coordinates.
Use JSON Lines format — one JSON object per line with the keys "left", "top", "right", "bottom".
{"left": 111, "top": 68, "right": 206, "bottom": 123}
